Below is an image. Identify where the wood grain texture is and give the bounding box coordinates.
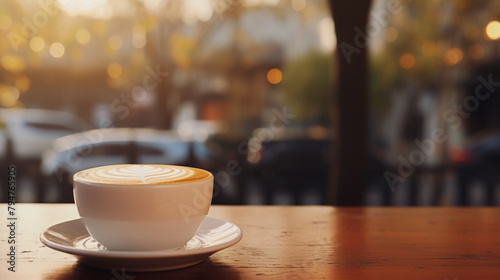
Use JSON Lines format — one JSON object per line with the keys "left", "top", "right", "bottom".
{"left": 1, "top": 205, "right": 500, "bottom": 279}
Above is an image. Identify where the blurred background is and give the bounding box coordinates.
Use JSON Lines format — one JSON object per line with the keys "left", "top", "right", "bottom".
{"left": 0, "top": 0, "right": 499, "bottom": 206}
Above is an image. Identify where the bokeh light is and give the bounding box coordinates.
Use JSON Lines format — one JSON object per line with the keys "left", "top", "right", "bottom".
{"left": 308, "top": 125, "right": 326, "bottom": 140}
{"left": 443, "top": 47, "right": 463, "bottom": 66}
{"left": 399, "top": 53, "right": 415, "bottom": 69}
{"left": 181, "top": 0, "right": 213, "bottom": 25}
{"left": 1, "top": 55, "right": 26, "bottom": 72}
{"left": 29, "top": 36, "right": 45, "bottom": 52}
{"left": 133, "top": 35, "right": 146, "bottom": 49}
{"left": 0, "top": 86, "right": 20, "bottom": 107}
{"left": 267, "top": 68, "right": 282, "bottom": 84}
{"left": 291, "top": 0, "right": 306, "bottom": 11}
{"left": 107, "top": 63, "right": 122, "bottom": 79}
{"left": 133, "top": 25, "right": 147, "bottom": 49}
{"left": 108, "top": 35, "right": 123, "bottom": 50}
{"left": 317, "top": 17, "right": 335, "bottom": 51}
{"left": 50, "top": 42, "right": 65, "bottom": 58}
{"left": 76, "top": 28, "right": 91, "bottom": 44}
{"left": 384, "top": 27, "right": 398, "bottom": 42}
{"left": 485, "top": 20, "right": 500, "bottom": 40}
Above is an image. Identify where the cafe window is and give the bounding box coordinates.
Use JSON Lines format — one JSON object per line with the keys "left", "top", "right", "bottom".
{"left": 1, "top": 0, "right": 499, "bottom": 206}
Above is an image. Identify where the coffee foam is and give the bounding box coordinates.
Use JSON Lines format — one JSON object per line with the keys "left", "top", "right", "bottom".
{"left": 74, "top": 164, "right": 212, "bottom": 185}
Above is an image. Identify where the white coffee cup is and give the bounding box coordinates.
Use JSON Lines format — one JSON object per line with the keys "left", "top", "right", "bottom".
{"left": 73, "top": 164, "right": 213, "bottom": 251}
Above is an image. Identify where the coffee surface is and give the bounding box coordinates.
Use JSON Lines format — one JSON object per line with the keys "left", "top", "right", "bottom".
{"left": 74, "top": 164, "right": 212, "bottom": 185}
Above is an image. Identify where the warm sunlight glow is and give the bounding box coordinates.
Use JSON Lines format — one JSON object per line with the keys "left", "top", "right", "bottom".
{"left": 485, "top": 20, "right": 500, "bottom": 40}
{"left": 444, "top": 48, "right": 463, "bottom": 66}
{"left": 399, "top": 53, "right": 415, "bottom": 69}
{"left": 76, "top": 28, "right": 91, "bottom": 44}
{"left": 50, "top": 42, "right": 65, "bottom": 58}
{"left": 57, "top": 0, "right": 113, "bottom": 19}
{"left": 107, "top": 63, "right": 122, "bottom": 79}
{"left": 29, "top": 37, "right": 45, "bottom": 53}
{"left": 182, "top": 0, "right": 214, "bottom": 25}
{"left": 243, "top": 0, "right": 280, "bottom": 7}
{"left": 267, "top": 68, "right": 282, "bottom": 84}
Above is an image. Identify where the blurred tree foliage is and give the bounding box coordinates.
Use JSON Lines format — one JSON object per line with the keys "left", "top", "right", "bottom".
{"left": 369, "top": 0, "right": 479, "bottom": 117}
{"left": 281, "top": 51, "right": 336, "bottom": 124}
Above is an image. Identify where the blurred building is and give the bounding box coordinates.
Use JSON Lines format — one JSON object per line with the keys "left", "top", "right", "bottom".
{"left": 0, "top": 0, "right": 334, "bottom": 135}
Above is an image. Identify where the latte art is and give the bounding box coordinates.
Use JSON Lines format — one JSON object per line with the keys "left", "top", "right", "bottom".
{"left": 74, "top": 164, "right": 212, "bottom": 185}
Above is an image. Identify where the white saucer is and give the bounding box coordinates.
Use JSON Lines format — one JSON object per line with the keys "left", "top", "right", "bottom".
{"left": 40, "top": 217, "right": 242, "bottom": 272}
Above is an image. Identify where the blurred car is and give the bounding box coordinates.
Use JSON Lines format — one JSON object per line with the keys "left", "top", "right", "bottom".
{"left": 41, "top": 127, "right": 215, "bottom": 202}
{"left": 246, "top": 125, "right": 332, "bottom": 204}
{"left": 42, "top": 127, "right": 214, "bottom": 176}
{"left": 0, "top": 108, "right": 90, "bottom": 162}
{"left": 247, "top": 125, "right": 332, "bottom": 163}
{"left": 448, "top": 131, "right": 500, "bottom": 205}
{"left": 176, "top": 119, "right": 226, "bottom": 142}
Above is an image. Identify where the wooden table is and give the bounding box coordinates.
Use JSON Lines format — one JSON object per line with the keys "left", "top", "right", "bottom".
{"left": 1, "top": 204, "right": 500, "bottom": 279}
